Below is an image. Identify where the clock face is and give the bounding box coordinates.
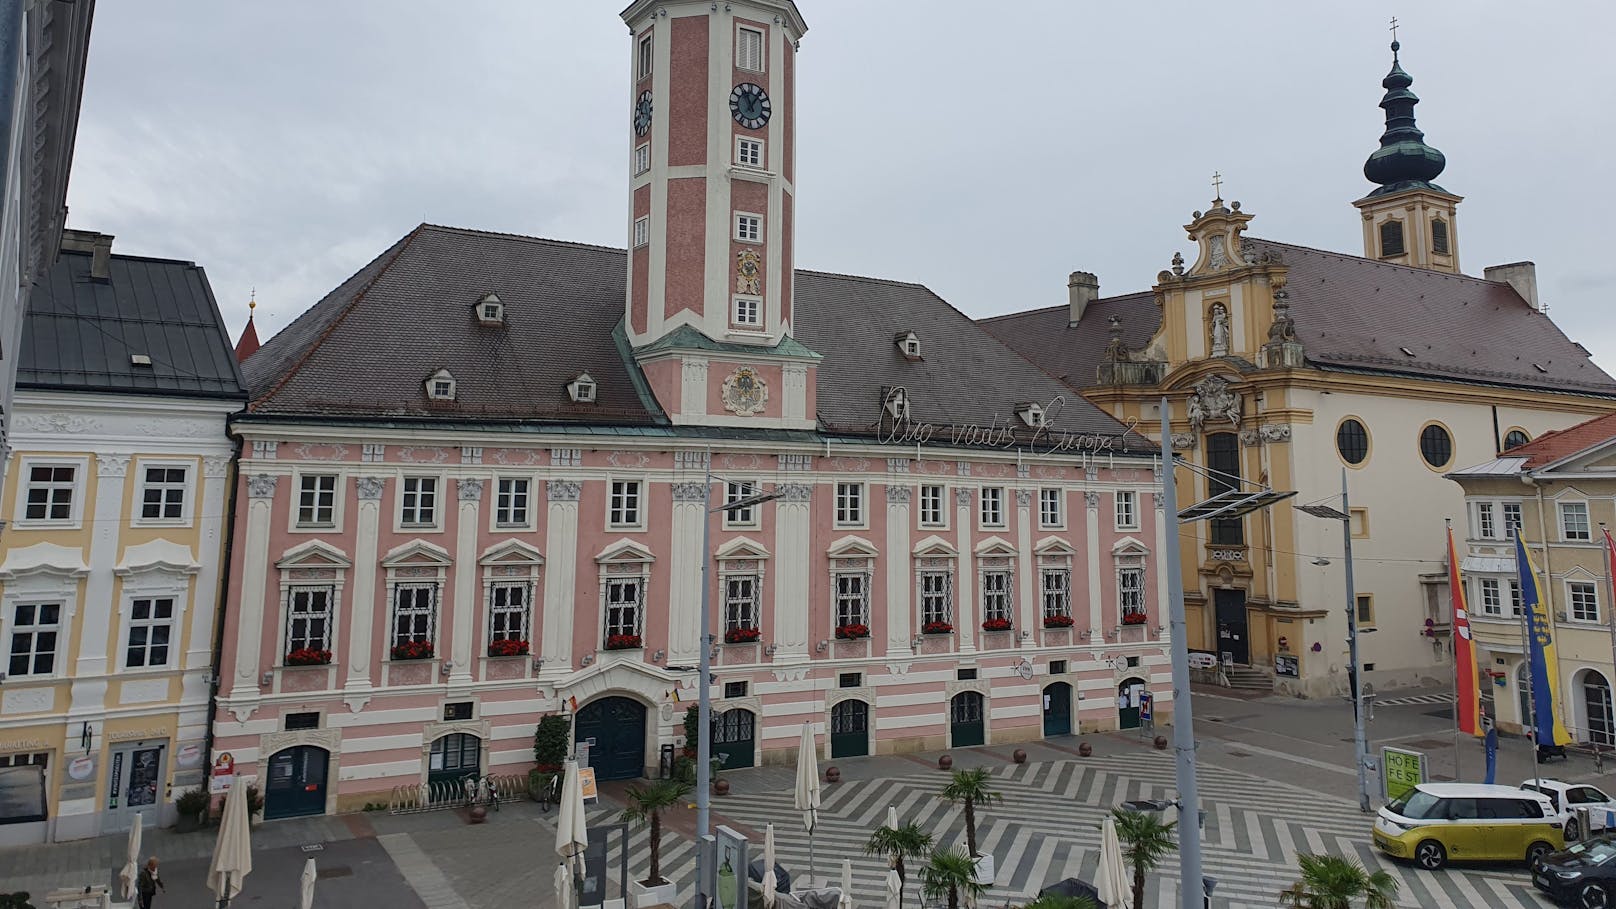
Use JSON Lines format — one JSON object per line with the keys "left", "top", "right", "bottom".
{"left": 633, "top": 90, "right": 653, "bottom": 137}
{"left": 729, "top": 83, "right": 771, "bottom": 130}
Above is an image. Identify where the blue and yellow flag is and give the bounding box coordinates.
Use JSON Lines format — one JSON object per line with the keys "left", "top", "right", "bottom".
{"left": 1518, "top": 534, "right": 1572, "bottom": 746}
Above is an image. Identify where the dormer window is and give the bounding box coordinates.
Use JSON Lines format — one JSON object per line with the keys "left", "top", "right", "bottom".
{"left": 894, "top": 331, "right": 921, "bottom": 360}
{"left": 567, "top": 373, "right": 598, "bottom": 404}
{"left": 426, "top": 369, "right": 456, "bottom": 401}
{"left": 476, "top": 293, "right": 503, "bottom": 324}
{"left": 884, "top": 387, "right": 910, "bottom": 420}
{"left": 1016, "top": 402, "right": 1045, "bottom": 428}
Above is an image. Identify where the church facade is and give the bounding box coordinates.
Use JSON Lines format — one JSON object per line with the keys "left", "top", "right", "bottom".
{"left": 211, "top": 0, "right": 1171, "bottom": 818}
{"left": 984, "top": 40, "right": 1616, "bottom": 698}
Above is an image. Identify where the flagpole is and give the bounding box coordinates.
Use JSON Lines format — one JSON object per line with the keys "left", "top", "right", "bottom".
{"left": 1447, "top": 518, "right": 1462, "bottom": 781}
{"left": 1515, "top": 527, "right": 1542, "bottom": 789}
{"left": 1602, "top": 523, "right": 1616, "bottom": 765}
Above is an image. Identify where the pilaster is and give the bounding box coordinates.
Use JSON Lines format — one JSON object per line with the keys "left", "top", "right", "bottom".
{"left": 772, "top": 482, "right": 812, "bottom": 659}
{"left": 954, "top": 488, "right": 975, "bottom": 653}
{"left": 541, "top": 480, "right": 581, "bottom": 671}
{"left": 1086, "top": 490, "right": 1104, "bottom": 639}
{"left": 885, "top": 484, "right": 912, "bottom": 656}
{"left": 346, "top": 476, "right": 385, "bottom": 696}
{"left": 186, "top": 456, "right": 231, "bottom": 671}
{"left": 450, "top": 478, "right": 483, "bottom": 685}
{"left": 229, "top": 474, "right": 277, "bottom": 701}
{"left": 668, "top": 481, "right": 708, "bottom": 663}
{"left": 1015, "top": 489, "right": 1034, "bottom": 643}
{"left": 67, "top": 454, "right": 129, "bottom": 722}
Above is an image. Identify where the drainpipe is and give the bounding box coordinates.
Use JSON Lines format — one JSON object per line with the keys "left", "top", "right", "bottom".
{"left": 202, "top": 433, "right": 245, "bottom": 772}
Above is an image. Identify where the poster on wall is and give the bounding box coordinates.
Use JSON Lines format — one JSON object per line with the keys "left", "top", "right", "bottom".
{"left": 1274, "top": 655, "right": 1300, "bottom": 678}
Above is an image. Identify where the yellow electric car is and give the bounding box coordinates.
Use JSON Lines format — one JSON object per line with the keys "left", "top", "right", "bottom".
{"left": 1373, "top": 783, "right": 1564, "bottom": 870}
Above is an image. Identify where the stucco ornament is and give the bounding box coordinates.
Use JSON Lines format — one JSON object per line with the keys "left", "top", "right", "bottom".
{"left": 736, "top": 249, "right": 762, "bottom": 295}
{"left": 1209, "top": 303, "right": 1230, "bottom": 357}
{"left": 1186, "top": 375, "right": 1241, "bottom": 431}
{"left": 721, "top": 367, "right": 769, "bottom": 416}
{"left": 247, "top": 474, "right": 279, "bottom": 499}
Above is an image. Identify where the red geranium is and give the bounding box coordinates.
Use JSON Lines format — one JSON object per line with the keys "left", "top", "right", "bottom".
{"left": 1122, "top": 612, "right": 1149, "bottom": 626}
{"left": 391, "top": 640, "right": 434, "bottom": 661}
{"left": 922, "top": 621, "right": 954, "bottom": 635}
{"left": 488, "top": 639, "right": 530, "bottom": 657}
{"left": 981, "top": 618, "right": 1013, "bottom": 632}
{"left": 285, "top": 648, "right": 332, "bottom": 666}
{"left": 834, "top": 624, "right": 870, "bottom": 640}
{"left": 605, "top": 634, "right": 643, "bottom": 651}
{"left": 724, "top": 627, "right": 761, "bottom": 644}
{"left": 1042, "top": 614, "right": 1075, "bottom": 628}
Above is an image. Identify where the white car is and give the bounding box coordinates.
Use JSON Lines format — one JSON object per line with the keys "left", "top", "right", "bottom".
{"left": 1520, "top": 779, "right": 1616, "bottom": 840}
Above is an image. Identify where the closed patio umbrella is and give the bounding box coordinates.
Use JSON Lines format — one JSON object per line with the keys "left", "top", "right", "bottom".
{"left": 119, "top": 813, "right": 142, "bottom": 899}
{"left": 884, "top": 868, "right": 902, "bottom": 909}
{"left": 209, "top": 783, "right": 254, "bottom": 906}
{"left": 793, "top": 723, "right": 821, "bottom": 888}
{"left": 555, "top": 863, "right": 573, "bottom": 909}
{"left": 556, "top": 759, "right": 589, "bottom": 908}
{"left": 299, "top": 857, "right": 317, "bottom": 909}
{"left": 1096, "top": 815, "right": 1130, "bottom": 909}
{"left": 839, "top": 858, "right": 854, "bottom": 909}
{"left": 762, "top": 823, "right": 778, "bottom": 908}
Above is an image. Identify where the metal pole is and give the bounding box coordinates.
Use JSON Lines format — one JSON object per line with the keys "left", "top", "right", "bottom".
{"left": 1342, "top": 468, "right": 1371, "bottom": 813}
{"left": 695, "top": 461, "right": 715, "bottom": 909}
{"left": 1516, "top": 527, "right": 1541, "bottom": 789}
{"left": 1159, "top": 400, "right": 1204, "bottom": 909}
{"left": 1447, "top": 518, "right": 1461, "bottom": 782}
{"left": 1603, "top": 523, "right": 1616, "bottom": 761}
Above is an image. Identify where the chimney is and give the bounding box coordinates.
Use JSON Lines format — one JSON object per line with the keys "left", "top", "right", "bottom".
{"left": 62, "top": 229, "right": 115, "bottom": 282}
{"left": 1067, "top": 271, "right": 1098, "bottom": 326}
{"left": 1484, "top": 261, "right": 1540, "bottom": 313}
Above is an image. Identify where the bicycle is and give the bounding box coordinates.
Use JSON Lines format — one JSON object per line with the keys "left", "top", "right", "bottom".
{"left": 461, "top": 773, "right": 501, "bottom": 812}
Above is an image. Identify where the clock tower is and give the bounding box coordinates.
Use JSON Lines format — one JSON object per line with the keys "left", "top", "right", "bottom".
{"left": 621, "top": 0, "right": 818, "bottom": 429}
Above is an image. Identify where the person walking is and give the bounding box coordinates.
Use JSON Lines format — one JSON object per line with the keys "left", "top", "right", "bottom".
{"left": 137, "top": 856, "right": 165, "bottom": 909}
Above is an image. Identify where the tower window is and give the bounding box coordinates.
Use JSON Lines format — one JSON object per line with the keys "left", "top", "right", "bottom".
{"left": 633, "top": 216, "right": 649, "bottom": 248}
{"left": 736, "top": 138, "right": 762, "bottom": 168}
{"left": 735, "top": 214, "right": 762, "bottom": 243}
{"left": 638, "top": 34, "right": 653, "bottom": 79}
{"left": 733, "top": 297, "right": 761, "bottom": 327}
{"left": 1431, "top": 218, "right": 1450, "bottom": 255}
{"left": 634, "top": 144, "right": 650, "bottom": 176}
{"left": 1379, "top": 220, "right": 1405, "bottom": 257}
{"left": 736, "top": 26, "right": 764, "bottom": 73}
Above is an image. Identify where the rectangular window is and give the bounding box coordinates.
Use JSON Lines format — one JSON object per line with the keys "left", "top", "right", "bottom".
{"left": 489, "top": 584, "right": 529, "bottom": 642}
{"left": 1479, "top": 578, "right": 1502, "bottom": 617}
{"left": 1206, "top": 432, "right": 1244, "bottom": 545}
{"left": 1049, "top": 659, "right": 1068, "bottom": 674}
{"left": 724, "top": 681, "right": 749, "bottom": 698}
{"left": 605, "top": 578, "right": 643, "bottom": 638}
{"left": 1041, "top": 568, "right": 1071, "bottom": 618}
{"left": 736, "top": 137, "right": 762, "bottom": 168}
{"left": 391, "top": 584, "right": 437, "bottom": 649}
{"left": 1571, "top": 581, "right": 1600, "bottom": 623}
{"left": 495, "top": 478, "right": 530, "bottom": 527}
{"left": 443, "top": 702, "right": 474, "bottom": 722}
{"left": 724, "top": 481, "right": 758, "bottom": 526}
{"left": 1355, "top": 594, "right": 1375, "bottom": 627}
{"left": 834, "top": 573, "right": 868, "bottom": 629}
{"left": 736, "top": 26, "right": 763, "bottom": 72}
{"left": 139, "top": 466, "right": 187, "bottom": 521}
{"left": 285, "top": 587, "right": 333, "bottom": 657}
{"left": 400, "top": 477, "right": 438, "bottom": 526}
{"left": 956, "top": 668, "right": 977, "bottom": 681}
{"left": 1475, "top": 502, "right": 1496, "bottom": 540}
{"left": 23, "top": 465, "right": 76, "bottom": 523}
{"left": 735, "top": 213, "right": 761, "bottom": 243}
{"left": 724, "top": 575, "right": 759, "bottom": 632}
{"left": 980, "top": 487, "right": 1004, "bottom": 527}
{"left": 1119, "top": 568, "right": 1145, "bottom": 619}
{"left": 633, "top": 216, "right": 649, "bottom": 248}
{"left": 1509, "top": 580, "right": 1524, "bottom": 616}
{"left": 297, "top": 474, "right": 337, "bottom": 527}
{"left": 981, "top": 571, "right": 1011, "bottom": 624}
{"left": 609, "top": 480, "right": 642, "bottom": 527}
{"left": 1561, "top": 502, "right": 1592, "bottom": 541}
{"left": 637, "top": 33, "right": 653, "bottom": 78}
{"left": 835, "top": 482, "right": 863, "bottom": 526}
{"left": 634, "top": 144, "right": 650, "bottom": 176}
{"left": 1114, "top": 491, "right": 1138, "bottom": 530}
{"left": 838, "top": 672, "right": 862, "bottom": 689}
{"left": 0, "top": 752, "right": 47, "bottom": 824}
{"left": 732, "top": 297, "right": 761, "bottom": 327}
{"left": 1037, "top": 488, "right": 1062, "bottom": 528}
{"left": 1502, "top": 502, "right": 1523, "bottom": 534}
{"left": 124, "top": 598, "right": 175, "bottom": 669}
{"left": 7, "top": 603, "right": 59, "bottom": 676}
{"left": 919, "top": 485, "right": 945, "bottom": 527}
{"left": 284, "top": 712, "right": 320, "bottom": 731}
{"left": 920, "top": 571, "right": 953, "bottom": 626}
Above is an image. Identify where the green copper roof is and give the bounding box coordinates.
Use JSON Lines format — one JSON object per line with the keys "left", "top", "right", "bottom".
{"left": 1362, "top": 40, "right": 1448, "bottom": 197}
{"left": 632, "top": 323, "right": 824, "bottom": 361}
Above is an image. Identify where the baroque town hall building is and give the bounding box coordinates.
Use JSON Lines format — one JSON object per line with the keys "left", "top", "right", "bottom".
{"left": 215, "top": 0, "right": 1166, "bottom": 816}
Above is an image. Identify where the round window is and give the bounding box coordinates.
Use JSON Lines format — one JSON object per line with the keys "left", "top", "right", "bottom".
{"left": 1503, "top": 429, "right": 1531, "bottom": 451}
{"left": 1336, "top": 419, "right": 1369, "bottom": 465}
{"left": 1420, "top": 424, "right": 1453, "bottom": 468}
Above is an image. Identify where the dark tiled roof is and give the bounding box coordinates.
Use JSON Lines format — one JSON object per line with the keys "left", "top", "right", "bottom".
{"left": 1503, "top": 411, "right": 1616, "bottom": 471}
{"left": 20, "top": 249, "right": 247, "bottom": 399}
{"left": 982, "top": 239, "right": 1616, "bottom": 397}
{"left": 243, "top": 224, "right": 1147, "bottom": 447}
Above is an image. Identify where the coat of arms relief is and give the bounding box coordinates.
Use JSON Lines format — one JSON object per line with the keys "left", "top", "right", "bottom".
{"left": 1186, "top": 375, "right": 1241, "bottom": 431}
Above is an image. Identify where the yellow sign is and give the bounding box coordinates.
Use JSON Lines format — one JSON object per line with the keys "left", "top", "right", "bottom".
{"left": 1381, "top": 747, "right": 1426, "bottom": 802}
{"left": 579, "top": 767, "right": 599, "bottom": 804}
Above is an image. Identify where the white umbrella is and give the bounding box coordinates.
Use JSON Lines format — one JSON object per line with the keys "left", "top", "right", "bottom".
{"left": 299, "top": 857, "right": 317, "bottom": 909}
{"left": 884, "top": 868, "right": 902, "bottom": 909}
{"left": 839, "top": 858, "right": 854, "bottom": 909}
{"left": 1096, "top": 815, "right": 1130, "bottom": 909}
{"left": 793, "top": 723, "right": 821, "bottom": 887}
{"left": 119, "top": 813, "right": 143, "bottom": 899}
{"left": 762, "top": 823, "right": 779, "bottom": 908}
{"left": 554, "top": 862, "right": 573, "bottom": 909}
{"left": 209, "top": 783, "right": 254, "bottom": 905}
{"left": 556, "top": 759, "right": 589, "bottom": 907}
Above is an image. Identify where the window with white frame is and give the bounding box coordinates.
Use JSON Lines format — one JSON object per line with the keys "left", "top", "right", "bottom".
{"left": 400, "top": 477, "right": 438, "bottom": 527}
{"left": 609, "top": 480, "right": 642, "bottom": 527}
{"left": 489, "top": 583, "right": 529, "bottom": 642}
{"left": 735, "top": 213, "right": 761, "bottom": 243}
{"left": 495, "top": 478, "right": 530, "bottom": 527}
{"left": 605, "top": 577, "right": 644, "bottom": 639}
{"left": 1478, "top": 578, "right": 1503, "bottom": 617}
{"left": 1039, "top": 489, "right": 1062, "bottom": 528}
{"left": 724, "top": 575, "right": 759, "bottom": 632}
{"left": 980, "top": 487, "right": 1004, "bottom": 527}
{"left": 835, "top": 482, "right": 863, "bottom": 526}
{"left": 633, "top": 216, "right": 649, "bottom": 248}
{"left": 124, "top": 597, "right": 174, "bottom": 668}
{"left": 1561, "top": 501, "right": 1592, "bottom": 541}
{"left": 920, "top": 570, "right": 953, "bottom": 627}
{"left": 1041, "top": 568, "right": 1071, "bottom": 618}
{"left": 736, "top": 137, "right": 762, "bottom": 168}
{"left": 7, "top": 603, "right": 60, "bottom": 676}
{"left": 834, "top": 572, "right": 868, "bottom": 629}
{"left": 1474, "top": 501, "right": 1496, "bottom": 540}
{"left": 1509, "top": 579, "right": 1524, "bottom": 617}
{"left": 1119, "top": 567, "right": 1145, "bottom": 619}
{"left": 733, "top": 296, "right": 761, "bottom": 327}
{"left": 1115, "top": 491, "right": 1139, "bottom": 530}
{"left": 1571, "top": 581, "right": 1600, "bottom": 623}
{"left": 1503, "top": 502, "right": 1523, "bottom": 534}
{"left": 297, "top": 474, "right": 337, "bottom": 527}
{"left": 981, "top": 571, "right": 1012, "bottom": 624}
{"left": 724, "top": 481, "right": 758, "bottom": 527}
{"left": 634, "top": 144, "right": 650, "bottom": 176}
{"left": 736, "top": 25, "right": 763, "bottom": 72}
{"left": 920, "top": 484, "right": 945, "bottom": 527}
{"left": 391, "top": 584, "right": 437, "bottom": 650}
{"left": 637, "top": 33, "right": 653, "bottom": 78}
{"left": 22, "top": 465, "right": 76, "bottom": 523}
{"left": 139, "top": 466, "right": 187, "bottom": 522}
{"left": 285, "top": 587, "right": 333, "bottom": 657}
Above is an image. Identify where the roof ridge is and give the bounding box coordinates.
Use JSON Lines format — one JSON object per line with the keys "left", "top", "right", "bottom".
{"left": 795, "top": 267, "right": 926, "bottom": 289}
{"left": 417, "top": 222, "right": 627, "bottom": 255}
{"left": 59, "top": 247, "right": 202, "bottom": 268}
{"left": 1251, "top": 237, "right": 1525, "bottom": 294}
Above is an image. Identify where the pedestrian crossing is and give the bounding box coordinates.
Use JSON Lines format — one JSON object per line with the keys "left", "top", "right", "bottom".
{"left": 1375, "top": 692, "right": 1457, "bottom": 707}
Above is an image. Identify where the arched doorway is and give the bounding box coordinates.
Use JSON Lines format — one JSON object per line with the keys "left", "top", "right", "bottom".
{"left": 1042, "top": 682, "right": 1072, "bottom": 737}
{"left": 575, "top": 697, "right": 647, "bottom": 781}
{"left": 950, "top": 691, "right": 985, "bottom": 747}
{"left": 830, "top": 700, "right": 869, "bottom": 758}
{"left": 1118, "top": 678, "right": 1148, "bottom": 730}
{"left": 428, "top": 733, "right": 481, "bottom": 787}
{"left": 1583, "top": 670, "right": 1614, "bottom": 747}
{"left": 265, "top": 746, "right": 329, "bottom": 820}
{"left": 713, "top": 708, "right": 756, "bottom": 770}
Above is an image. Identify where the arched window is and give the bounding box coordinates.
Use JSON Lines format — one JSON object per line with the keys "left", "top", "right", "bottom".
{"left": 1336, "top": 418, "right": 1369, "bottom": 465}
{"left": 1379, "top": 220, "right": 1405, "bottom": 257}
{"left": 1503, "top": 429, "right": 1530, "bottom": 451}
{"left": 1206, "top": 432, "right": 1243, "bottom": 545}
{"left": 1431, "top": 218, "right": 1450, "bottom": 255}
{"left": 428, "top": 733, "right": 480, "bottom": 783}
{"left": 1585, "top": 671, "right": 1614, "bottom": 747}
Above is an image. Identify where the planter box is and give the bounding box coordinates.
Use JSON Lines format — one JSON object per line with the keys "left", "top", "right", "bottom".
{"left": 972, "top": 853, "right": 995, "bottom": 885}
{"left": 629, "top": 878, "right": 678, "bottom": 908}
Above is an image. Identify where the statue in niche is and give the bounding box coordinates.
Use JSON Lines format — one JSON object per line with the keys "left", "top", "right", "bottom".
{"left": 1209, "top": 303, "right": 1230, "bottom": 357}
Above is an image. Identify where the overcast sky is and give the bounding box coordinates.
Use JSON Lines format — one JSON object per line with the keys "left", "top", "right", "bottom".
{"left": 64, "top": 1, "right": 1616, "bottom": 366}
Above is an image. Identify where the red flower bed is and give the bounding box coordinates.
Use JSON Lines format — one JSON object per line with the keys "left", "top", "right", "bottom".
{"left": 284, "top": 648, "right": 332, "bottom": 666}
{"left": 834, "top": 623, "right": 870, "bottom": 640}
{"left": 1122, "top": 612, "right": 1149, "bottom": 626}
{"left": 922, "top": 621, "right": 954, "bottom": 635}
{"left": 724, "top": 627, "right": 761, "bottom": 644}
{"left": 981, "top": 618, "right": 1013, "bottom": 632}
{"left": 488, "top": 639, "right": 530, "bottom": 657}
{"left": 605, "top": 634, "right": 643, "bottom": 651}
{"left": 1043, "top": 614, "right": 1075, "bottom": 628}
{"left": 390, "top": 640, "right": 434, "bottom": 661}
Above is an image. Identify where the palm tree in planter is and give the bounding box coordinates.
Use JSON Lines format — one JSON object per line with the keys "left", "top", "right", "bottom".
{"left": 1112, "top": 808, "right": 1177, "bottom": 909}
{"left": 865, "top": 820, "right": 933, "bottom": 906}
{"left": 919, "top": 847, "right": 985, "bottom": 909}
{"left": 939, "top": 767, "right": 1002, "bottom": 882}
{"left": 1278, "top": 853, "right": 1398, "bottom": 909}
{"left": 620, "top": 778, "right": 693, "bottom": 901}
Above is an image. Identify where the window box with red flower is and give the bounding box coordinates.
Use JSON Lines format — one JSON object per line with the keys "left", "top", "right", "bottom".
{"left": 390, "top": 640, "right": 435, "bottom": 661}
{"left": 724, "top": 627, "right": 761, "bottom": 644}
{"left": 922, "top": 621, "right": 954, "bottom": 635}
{"left": 284, "top": 648, "right": 332, "bottom": 666}
{"left": 487, "top": 639, "right": 530, "bottom": 658}
{"left": 1121, "top": 612, "right": 1149, "bottom": 626}
{"left": 981, "top": 618, "right": 1013, "bottom": 633}
{"left": 834, "top": 623, "right": 869, "bottom": 640}
{"left": 604, "top": 634, "right": 643, "bottom": 651}
{"left": 1042, "top": 614, "right": 1075, "bottom": 629}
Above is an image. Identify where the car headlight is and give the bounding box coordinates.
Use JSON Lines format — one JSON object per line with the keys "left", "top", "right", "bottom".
{"left": 1556, "top": 871, "right": 1583, "bottom": 880}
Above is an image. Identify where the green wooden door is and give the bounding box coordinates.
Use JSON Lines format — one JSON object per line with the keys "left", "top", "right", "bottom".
{"left": 713, "top": 709, "right": 756, "bottom": 770}
{"left": 1042, "top": 682, "right": 1072, "bottom": 737}
{"left": 830, "top": 700, "right": 869, "bottom": 758}
{"left": 950, "top": 692, "right": 985, "bottom": 747}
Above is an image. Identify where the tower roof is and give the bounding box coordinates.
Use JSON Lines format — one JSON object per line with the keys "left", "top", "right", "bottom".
{"left": 235, "top": 295, "right": 261, "bottom": 363}
{"left": 1362, "top": 40, "right": 1448, "bottom": 198}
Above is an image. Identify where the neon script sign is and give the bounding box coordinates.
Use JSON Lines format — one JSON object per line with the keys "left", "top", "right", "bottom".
{"left": 877, "top": 390, "right": 1141, "bottom": 455}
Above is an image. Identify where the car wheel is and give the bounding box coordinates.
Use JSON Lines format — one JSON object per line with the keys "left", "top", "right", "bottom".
{"left": 1528, "top": 841, "right": 1555, "bottom": 866}
{"left": 1581, "top": 882, "right": 1610, "bottom": 909}
{"left": 1415, "top": 839, "right": 1447, "bottom": 870}
{"left": 1568, "top": 819, "right": 1582, "bottom": 841}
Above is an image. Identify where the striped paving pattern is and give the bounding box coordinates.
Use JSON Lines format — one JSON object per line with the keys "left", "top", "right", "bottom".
{"left": 592, "top": 750, "right": 1553, "bottom": 908}
{"left": 1375, "top": 692, "right": 1458, "bottom": 707}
